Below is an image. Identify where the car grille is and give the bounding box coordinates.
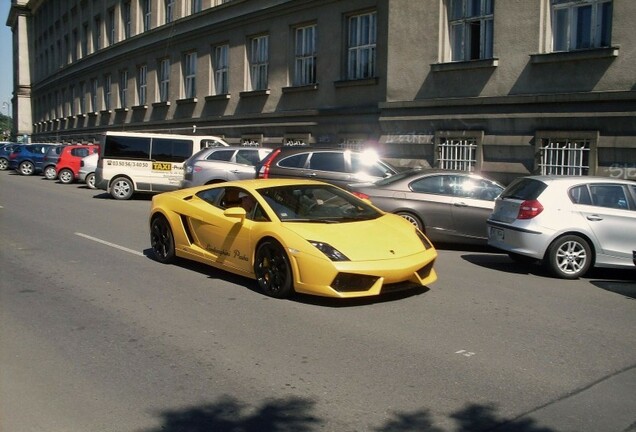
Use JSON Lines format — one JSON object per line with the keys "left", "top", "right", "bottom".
{"left": 416, "top": 261, "right": 435, "bottom": 279}
{"left": 380, "top": 281, "right": 421, "bottom": 294}
{"left": 331, "top": 273, "right": 379, "bottom": 292}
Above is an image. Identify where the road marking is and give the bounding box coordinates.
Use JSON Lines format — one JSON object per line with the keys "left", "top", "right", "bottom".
{"left": 455, "top": 350, "right": 476, "bottom": 357}
{"left": 75, "top": 232, "right": 145, "bottom": 257}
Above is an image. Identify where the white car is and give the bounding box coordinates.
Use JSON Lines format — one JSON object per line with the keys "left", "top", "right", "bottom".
{"left": 78, "top": 153, "right": 99, "bottom": 189}
{"left": 487, "top": 175, "right": 636, "bottom": 279}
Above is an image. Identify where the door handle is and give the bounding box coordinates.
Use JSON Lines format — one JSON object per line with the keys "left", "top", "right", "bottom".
{"left": 586, "top": 215, "right": 603, "bottom": 221}
{"left": 306, "top": 172, "right": 317, "bottom": 177}
{"left": 453, "top": 202, "right": 468, "bottom": 207}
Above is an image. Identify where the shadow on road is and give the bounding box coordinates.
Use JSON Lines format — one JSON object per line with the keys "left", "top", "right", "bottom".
{"left": 141, "top": 396, "right": 557, "bottom": 432}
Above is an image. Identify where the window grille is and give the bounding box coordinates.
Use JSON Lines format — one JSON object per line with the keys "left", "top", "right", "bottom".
{"left": 437, "top": 137, "right": 477, "bottom": 171}
{"left": 538, "top": 138, "right": 590, "bottom": 175}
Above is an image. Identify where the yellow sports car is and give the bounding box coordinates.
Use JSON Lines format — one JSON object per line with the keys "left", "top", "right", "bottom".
{"left": 149, "top": 179, "right": 437, "bottom": 298}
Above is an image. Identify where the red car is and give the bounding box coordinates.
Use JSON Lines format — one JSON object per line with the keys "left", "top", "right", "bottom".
{"left": 55, "top": 144, "right": 100, "bottom": 184}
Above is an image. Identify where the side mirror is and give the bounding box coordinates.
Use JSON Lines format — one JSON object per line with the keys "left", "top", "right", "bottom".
{"left": 224, "top": 207, "right": 247, "bottom": 221}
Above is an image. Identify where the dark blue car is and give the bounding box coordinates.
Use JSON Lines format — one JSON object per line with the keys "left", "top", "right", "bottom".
{"left": 8, "top": 143, "right": 61, "bottom": 175}
{"left": 0, "top": 143, "right": 20, "bottom": 171}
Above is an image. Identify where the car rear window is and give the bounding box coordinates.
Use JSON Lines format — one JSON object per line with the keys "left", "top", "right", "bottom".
{"left": 500, "top": 178, "right": 547, "bottom": 200}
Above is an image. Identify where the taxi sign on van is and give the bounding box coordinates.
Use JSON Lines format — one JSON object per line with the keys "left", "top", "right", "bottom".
{"left": 152, "top": 162, "right": 173, "bottom": 171}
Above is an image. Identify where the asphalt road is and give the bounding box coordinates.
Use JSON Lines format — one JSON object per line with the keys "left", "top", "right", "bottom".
{"left": 1, "top": 171, "right": 635, "bottom": 432}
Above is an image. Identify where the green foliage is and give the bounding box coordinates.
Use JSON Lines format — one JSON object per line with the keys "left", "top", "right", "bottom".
{"left": 0, "top": 114, "right": 13, "bottom": 141}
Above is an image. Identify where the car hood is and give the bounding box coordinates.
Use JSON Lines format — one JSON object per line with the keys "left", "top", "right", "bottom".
{"left": 282, "top": 214, "right": 425, "bottom": 261}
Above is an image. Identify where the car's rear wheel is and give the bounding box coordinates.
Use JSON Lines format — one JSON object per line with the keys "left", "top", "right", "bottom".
{"left": 44, "top": 165, "right": 57, "bottom": 180}
{"left": 396, "top": 211, "right": 424, "bottom": 231}
{"left": 85, "top": 173, "right": 96, "bottom": 189}
{"left": 110, "top": 176, "right": 134, "bottom": 200}
{"left": 58, "top": 168, "right": 74, "bottom": 184}
{"left": 19, "top": 161, "right": 35, "bottom": 175}
{"left": 546, "top": 235, "right": 592, "bottom": 279}
{"left": 254, "top": 240, "right": 293, "bottom": 298}
{"left": 150, "top": 215, "right": 175, "bottom": 264}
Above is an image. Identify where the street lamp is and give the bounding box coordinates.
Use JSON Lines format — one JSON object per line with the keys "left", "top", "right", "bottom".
{"left": 2, "top": 101, "right": 10, "bottom": 118}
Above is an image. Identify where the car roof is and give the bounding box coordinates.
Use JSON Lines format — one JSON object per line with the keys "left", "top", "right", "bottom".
{"left": 520, "top": 175, "right": 636, "bottom": 185}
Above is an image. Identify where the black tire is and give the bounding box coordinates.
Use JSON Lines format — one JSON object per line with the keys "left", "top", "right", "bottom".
{"left": 58, "top": 168, "right": 74, "bottom": 184}
{"left": 396, "top": 211, "right": 423, "bottom": 231}
{"left": 85, "top": 173, "right": 96, "bottom": 189}
{"left": 546, "top": 235, "right": 592, "bottom": 279}
{"left": 110, "top": 176, "right": 134, "bottom": 200}
{"left": 254, "top": 240, "right": 294, "bottom": 298}
{"left": 508, "top": 252, "right": 538, "bottom": 265}
{"left": 0, "top": 158, "right": 8, "bottom": 170}
{"left": 44, "top": 165, "right": 57, "bottom": 180}
{"left": 19, "top": 161, "right": 35, "bottom": 176}
{"left": 150, "top": 215, "right": 175, "bottom": 264}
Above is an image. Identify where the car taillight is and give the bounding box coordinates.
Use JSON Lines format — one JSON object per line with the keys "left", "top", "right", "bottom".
{"left": 351, "top": 191, "right": 369, "bottom": 200}
{"left": 257, "top": 148, "right": 281, "bottom": 179}
{"left": 517, "top": 200, "right": 543, "bottom": 219}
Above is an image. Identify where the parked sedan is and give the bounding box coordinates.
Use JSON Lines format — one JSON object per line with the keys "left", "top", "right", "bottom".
{"left": 9, "top": 143, "right": 60, "bottom": 175}
{"left": 255, "top": 147, "right": 398, "bottom": 189}
{"left": 487, "top": 175, "right": 636, "bottom": 278}
{"left": 181, "top": 146, "right": 272, "bottom": 188}
{"left": 0, "top": 143, "right": 19, "bottom": 170}
{"left": 349, "top": 169, "right": 504, "bottom": 245}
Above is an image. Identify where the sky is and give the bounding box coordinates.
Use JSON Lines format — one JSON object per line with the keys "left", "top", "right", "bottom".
{"left": 1, "top": 0, "right": 13, "bottom": 117}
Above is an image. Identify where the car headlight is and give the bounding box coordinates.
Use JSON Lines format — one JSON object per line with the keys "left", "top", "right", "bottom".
{"left": 308, "top": 241, "right": 350, "bottom": 261}
{"left": 415, "top": 230, "right": 433, "bottom": 250}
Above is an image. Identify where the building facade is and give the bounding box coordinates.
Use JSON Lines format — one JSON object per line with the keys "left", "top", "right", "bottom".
{"left": 7, "top": 0, "right": 636, "bottom": 182}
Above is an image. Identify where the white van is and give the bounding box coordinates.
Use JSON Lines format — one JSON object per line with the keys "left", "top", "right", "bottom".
{"left": 95, "top": 131, "right": 228, "bottom": 200}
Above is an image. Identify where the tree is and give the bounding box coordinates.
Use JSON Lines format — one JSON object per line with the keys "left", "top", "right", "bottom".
{"left": 0, "top": 113, "right": 13, "bottom": 141}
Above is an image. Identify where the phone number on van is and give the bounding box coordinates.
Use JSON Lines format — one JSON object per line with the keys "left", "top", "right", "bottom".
{"left": 106, "top": 160, "right": 150, "bottom": 168}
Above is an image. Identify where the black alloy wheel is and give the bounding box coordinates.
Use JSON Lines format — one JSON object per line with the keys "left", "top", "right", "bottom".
{"left": 254, "top": 240, "right": 293, "bottom": 298}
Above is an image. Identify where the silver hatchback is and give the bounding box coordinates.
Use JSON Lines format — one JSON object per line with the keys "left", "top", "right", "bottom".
{"left": 487, "top": 175, "right": 636, "bottom": 279}
{"left": 181, "top": 146, "right": 272, "bottom": 188}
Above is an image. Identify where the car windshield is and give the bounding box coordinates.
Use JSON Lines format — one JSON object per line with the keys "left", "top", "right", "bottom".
{"left": 258, "top": 185, "right": 382, "bottom": 222}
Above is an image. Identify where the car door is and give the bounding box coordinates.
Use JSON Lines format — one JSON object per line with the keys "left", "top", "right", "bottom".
{"left": 577, "top": 183, "right": 636, "bottom": 263}
{"left": 449, "top": 176, "right": 504, "bottom": 241}
{"left": 229, "top": 149, "right": 266, "bottom": 180}
{"left": 408, "top": 174, "right": 456, "bottom": 240}
{"left": 188, "top": 186, "right": 255, "bottom": 273}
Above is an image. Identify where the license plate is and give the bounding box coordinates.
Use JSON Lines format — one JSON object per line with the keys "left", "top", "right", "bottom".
{"left": 489, "top": 227, "right": 504, "bottom": 241}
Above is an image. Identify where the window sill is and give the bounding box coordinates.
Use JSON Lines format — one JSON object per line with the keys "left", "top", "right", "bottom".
{"left": 176, "top": 97, "right": 198, "bottom": 105}
{"left": 431, "top": 58, "right": 499, "bottom": 72}
{"left": 239, "top": 89, "right": 270, "bottom": 98}
{"left": 334, "top": 77, "right": 378, "bottom": 88}
{"left": 282, "top": 84, "right": 319, "bottom": 93}
{"left": 152, "top": 101, "right": 171, "bottom": 107}
{"left": 76, "top": 114, "right": 86, "bottom": 118}
{"left": 114, "top": 107, "right": 129, "bottom": 113}
{"left": 205, "top": 94, "right": 231, "bottom": 101}
{"left": 88, "top": 112, "right": 98, "bottom": 117}
{"left": 132, "top": 104, "right": 148, "bottom": 110}
{"left": 99, "top": 109, "right": 113, "bottom": 114}
{"left": 530, "top": 47, "right": 619, "bottom": 64}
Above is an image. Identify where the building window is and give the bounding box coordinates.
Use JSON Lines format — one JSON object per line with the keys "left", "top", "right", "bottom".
{"left": 79, "top": 82, "right": 86, "bottom": 114}
{"left": 108, "top": 9, "right": 116, "bottom": 46}
{"left": 72, "top": 29, "right": 79, "bottom": 62}
{"left": 249, "top": 35, "right": 269, "bottom": 91}
{"left": 551, "top": 0, "right": 612, "bottom": 51}
{"left": 449, "top": 0, "right": 494, "bottom": 61}
{"left": 91, "top": 78, "right": 99, "bottom": 112}
{"left": 122, "top": 1, "right": 132, "bottom": 39}
{"left": 183, "top": 52, "right": 197, "bottom": 98}
{"left": 294, "top": 24, "right": 316, "bottom": 86}
{"left": 94, "top": 17, "right": 102, "bottom": 51}
{"left": 165, "top": 0, "right": 175, "bottom": 24}
{"left": 137, "top": 65, "right": 147, "bottom": 105}
{"left": 70, "top": 85, "right": 76, "bottom": 115}
{"left": 142, "top": 0, "right": 152, "bottom": 31}
{"left": 82, "top": 23, "right": 89, "bottom": 57}
{"left": 191, "top": 0, "right": 202, "bottom": 13}
{"left": 119, "top": 70, "right": 128, "bottom": 108}
{"left": 159, "top": 58, "right": 170, "bottom": 102}
{"left": 538, "top": 137, "right": 591, "bottom": 175}
{"left": 347, "top": 11, "right": 376, "bottom": 80}
{"left": 104, "top": 74, "right": 112, "bottom": 109}
{"left": 213, "top": 44, "right": 229, "bottom": 95}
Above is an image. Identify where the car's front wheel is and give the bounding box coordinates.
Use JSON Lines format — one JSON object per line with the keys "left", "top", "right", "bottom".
{"left": 254, "top": 240, "right": 293, "bottom": 298}
{"left": 44, "top": 165, "right": 57, "bottom": 180}
{"left": 19, "top": 161, "right": 35, "bottom": 175}
{"left": 546, "top": 235, "right": 592, "bottom": 279}
{"left": 85, "top": 173, "right": 96, "bottom": 189}
{"left": 150, "top": 215, "right": 175, "bottom": 264}
{"left": 58, "top": 168, "right": 74, "bottom": 184}
{"left": 110, "top": 176, "right": 134, "bottom": 200}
